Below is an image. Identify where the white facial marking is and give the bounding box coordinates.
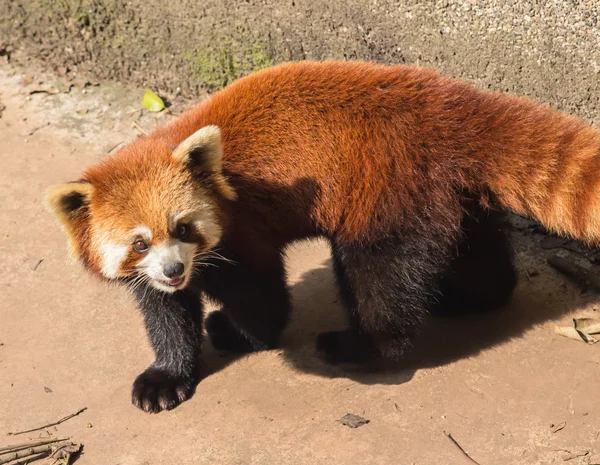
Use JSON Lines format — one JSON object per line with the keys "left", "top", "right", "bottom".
{"left": 194, "top": 218, "right": 222, "bottom": 249}
{"left": 171, "top": 209, "right": 222, "bottom": 250}
{"left": 97, "top": 225, "right": 153, "bottom": 279}
{"left": 137, "top": 239, "right": 198, "bottom": 293}
{"left": 131, "top": 225, "right": 153, "bottom": 241}
{"left": 172, "top": 209, "right": 222, "bottom": 247}
{"left": 100, "top": 241, "right": 129, "bottom": 278}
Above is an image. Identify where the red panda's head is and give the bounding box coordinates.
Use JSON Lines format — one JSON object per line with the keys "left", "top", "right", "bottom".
{"left": 45, "top": 125, "right": 236, "bottom": 293}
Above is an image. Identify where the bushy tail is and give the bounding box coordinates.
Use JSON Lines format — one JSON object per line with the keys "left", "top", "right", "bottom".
{"left": 462, "top": 89, "right": 600, "bottom": 245}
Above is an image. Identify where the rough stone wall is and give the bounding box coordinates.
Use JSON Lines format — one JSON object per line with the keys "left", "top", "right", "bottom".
{"left": 1, "top": 0, "right": 598, "bottom": 122}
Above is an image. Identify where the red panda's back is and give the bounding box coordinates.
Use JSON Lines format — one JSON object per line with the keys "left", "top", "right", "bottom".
{"left": 160, "top": 61, "right": 469, "bottom": 242}
{"left": 160, "top": 61, "right": 586, "bottom": 244}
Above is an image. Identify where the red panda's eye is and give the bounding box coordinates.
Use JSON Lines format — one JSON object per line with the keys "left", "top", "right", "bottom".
{"left": 133, "top": 239, "right": 149, "bottom": 253}
{"left": 177, "top": 224, "right": 190, "bottom": 239}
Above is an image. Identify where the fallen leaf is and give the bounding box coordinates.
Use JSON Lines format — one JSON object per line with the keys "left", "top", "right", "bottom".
{"left": 555, "top": 318, "right": 600, "bottom": 344}
{"left": 573, "top": 318, "right": 600, "bottom": 334}
{"left": 555, "top": 326, "right": 597, "bottom": 344}
{"left": 339, "top": 413, "right": 370, "bottom": 428}
{"left": 141, "top": 88, "right": 165, "bottom": 112}
{"left": 86, "top": 423, "right": 93, "bottom": 428}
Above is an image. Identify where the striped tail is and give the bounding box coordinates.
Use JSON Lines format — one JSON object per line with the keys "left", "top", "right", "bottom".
{"left": 462, "top": 89, "right": 600, "bottom": 245}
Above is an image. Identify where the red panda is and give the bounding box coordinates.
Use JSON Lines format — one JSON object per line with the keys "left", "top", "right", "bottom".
{"left": 46, "top": 61, "right": 600, "bottom": 413}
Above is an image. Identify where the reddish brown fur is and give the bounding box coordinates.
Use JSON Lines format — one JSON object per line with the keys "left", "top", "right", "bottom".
{"left": 44, "top": 61, "right": 600, "bottom": 408}
{"left": 76, "top": 61, "right": 600, "bottom": 269}
{"left": 70, "top": 140, "right": 223, "bottom": 277}
{"left": 86, "top": 143, "right": 190, "bottom": 240}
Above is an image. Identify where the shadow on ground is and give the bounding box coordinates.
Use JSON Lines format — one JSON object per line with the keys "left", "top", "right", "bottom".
{"left": 277, "top": 255, "right": 596, "bottom": 386}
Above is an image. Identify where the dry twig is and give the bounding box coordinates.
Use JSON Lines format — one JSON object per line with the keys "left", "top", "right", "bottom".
{"left": 132, "top": 121, "right": 148, "bottom": 135}
{"left": 0, "top": 444, "right": 54, "bottom": 464}
{"left": 106, "top": 141, "right": 126, "bottom": 154}
{"left": 444, "top": 431, "right": 482, "bottom": 465}
{"left": 7, "top": 407, "right": 87, "bottom": 436}
{"left": 11, "top": 451, "right": 50, "bottom": 465}
{"left": 0, "top": 441, "right": 81, "bottom": 465}
{"left": 0, "top": 438, "right": 68, "bottom": 454}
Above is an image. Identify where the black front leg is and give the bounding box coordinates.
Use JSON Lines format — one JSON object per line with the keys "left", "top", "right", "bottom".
{"left": 130, "top": 284, "right": 204, "bottom": 413}
{"left": 202, "top": 252, "right": 291, "bottom": 354}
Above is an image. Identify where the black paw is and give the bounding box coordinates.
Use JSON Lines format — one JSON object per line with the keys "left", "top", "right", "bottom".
{"left": 205, "top": 311, "right": 255, "bottom": 353}
{"left": 316, "top": 330, "right": 374, "bottom": 365}
{"left": 132, "top": 367, "right": 198, "bottom": 413}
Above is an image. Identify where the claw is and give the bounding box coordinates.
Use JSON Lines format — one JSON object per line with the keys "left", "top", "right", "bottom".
{"left": 131, "top": 367, "right": 198, "bottom": 413}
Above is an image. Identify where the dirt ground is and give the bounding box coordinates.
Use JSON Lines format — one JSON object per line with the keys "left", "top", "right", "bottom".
{"left": 1, "top": 59, "right": 600, "bottom": 465}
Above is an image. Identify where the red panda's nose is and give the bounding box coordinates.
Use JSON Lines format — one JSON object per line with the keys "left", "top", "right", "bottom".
{"left": 164, "top": 262, "right": 185, "bottom": 278}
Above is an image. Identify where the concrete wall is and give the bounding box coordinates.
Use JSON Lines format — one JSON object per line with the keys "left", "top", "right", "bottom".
{"left": 1, "top": 0, "right": 599, "bottom": 122}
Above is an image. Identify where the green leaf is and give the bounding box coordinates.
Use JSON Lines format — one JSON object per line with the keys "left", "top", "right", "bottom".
{"left": 141, "top": 88, "right": 165, "bottom": 112}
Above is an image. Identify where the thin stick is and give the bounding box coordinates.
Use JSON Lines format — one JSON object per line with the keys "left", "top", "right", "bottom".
{"left": 511, "top": 243, "right": 531, "bottom": 281}
{"left": 7, "top": 408, "right": 87, "bottom": 436}
{"left": 11, "top": 452, "right": 50, "bottom": 465}
{"left": 132, "top": 121, "right": 148, "bottom": 135}
{"left": 106, "top": 141, "right": 125, "bottom": 154}
{"left": 0, "top": 444, "right": 54, "bottom": 464}
{"left": 444, "top": 431, "right": 482, "bottom": 465}
{"left": 0, "top": 438, "right": 69, "bottom": 453}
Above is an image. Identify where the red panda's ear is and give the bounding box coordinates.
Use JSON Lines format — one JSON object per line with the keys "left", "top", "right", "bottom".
{"left": 45, "top": 182, "right": 93, "bottom": 221}
{"left": 173, "top": 125, "right": 223, "bottom": 172}
{"left": 45, "top": 182, "right": 93, "bottom": 257}
{"left": 172, "top": 125, "right": 237, "bottom": 201}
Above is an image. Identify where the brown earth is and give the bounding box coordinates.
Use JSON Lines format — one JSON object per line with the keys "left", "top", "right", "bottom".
{"left": 1, "top": 52, "right": 600, "bottom": 463}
